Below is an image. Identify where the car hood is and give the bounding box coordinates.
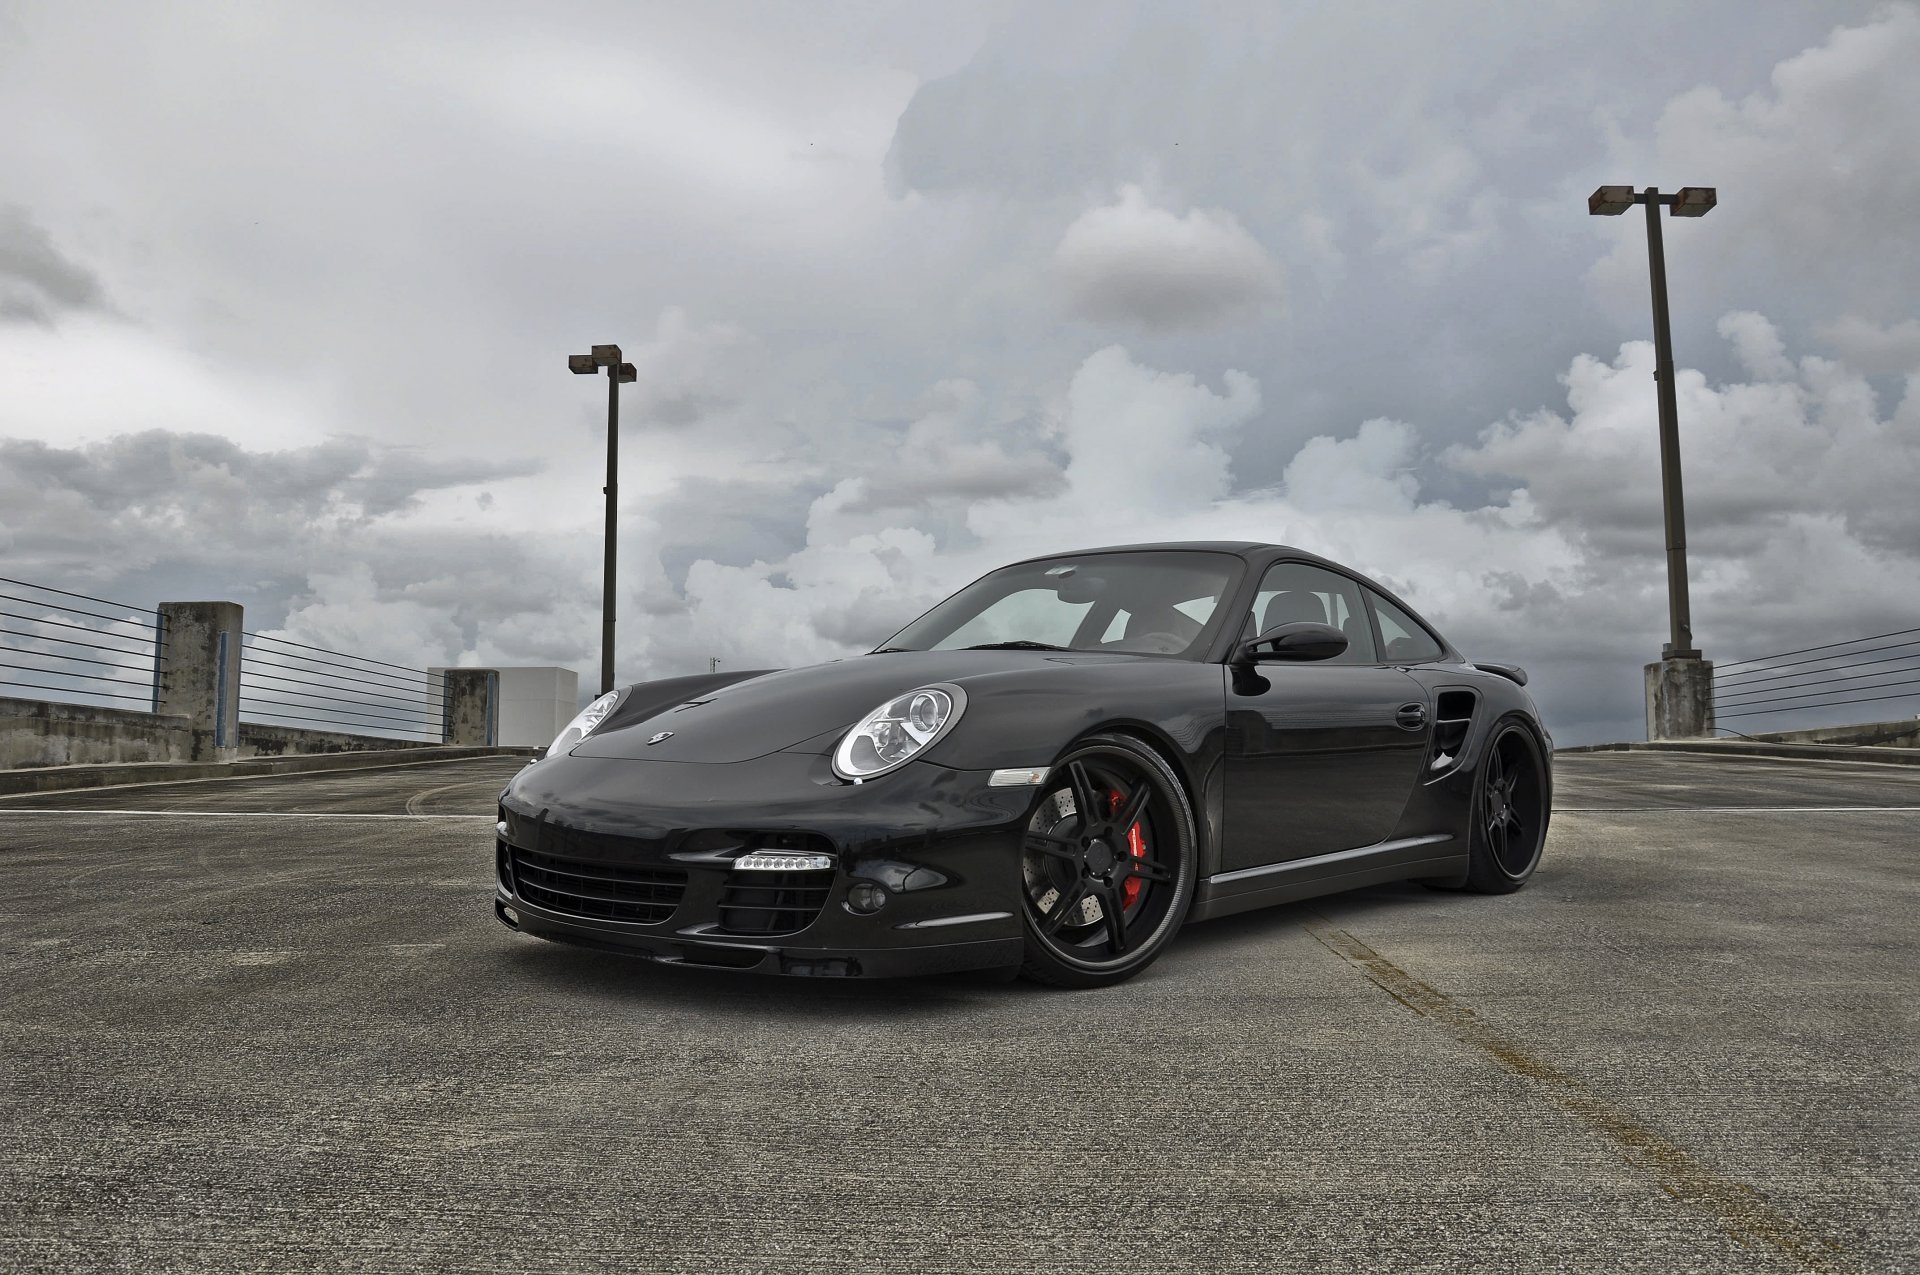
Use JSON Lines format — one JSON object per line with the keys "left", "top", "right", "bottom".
{"left": 569, "top": 650, "right": 1147, "bottom": 764}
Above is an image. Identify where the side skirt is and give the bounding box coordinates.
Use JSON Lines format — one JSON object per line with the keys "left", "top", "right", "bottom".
{"left": 1187, "top": 833, "right": 1460, "bottom": 922}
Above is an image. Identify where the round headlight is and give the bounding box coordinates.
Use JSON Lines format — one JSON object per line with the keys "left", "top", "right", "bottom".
{"left": 832, "top": 683, "right": 967, "bottom": 782}
{"left": 545, "top": 690, "right": 621, "bottom": 757}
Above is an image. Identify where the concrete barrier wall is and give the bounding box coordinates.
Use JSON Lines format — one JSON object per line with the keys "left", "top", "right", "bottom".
{"left": 1, "top": 695, "right": 194, "bottom": 767}
{"left": 3, "top": 694, "right": 444, "bottom": 769}
{"left": 1749, "top": 718, "right": 1920, "bottom": 748}
{"left": 235, "top": 721, "right": 446, "bottom": 758}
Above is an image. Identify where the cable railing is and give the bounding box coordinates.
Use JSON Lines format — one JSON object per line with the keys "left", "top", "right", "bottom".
{"left": 1712, "top": 625, "right": 1920, "bottom": 728}
{"left": 238, "top": 630, "right": 446, "bottom": 741}
{"left": 0, "top": 577, "right": 162, "bottom": 710}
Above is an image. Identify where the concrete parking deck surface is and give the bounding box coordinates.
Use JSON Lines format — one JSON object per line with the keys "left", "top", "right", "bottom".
{"left": 1, "top": 752, "right": 1914, "bottom": 1273}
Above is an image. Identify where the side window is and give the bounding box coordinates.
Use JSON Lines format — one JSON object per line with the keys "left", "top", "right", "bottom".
{"left": 1368, "top": 589, "right": 1445, "bottom": 663}
{"left": 1244, "top": 563, "right": 1377, "bottom": 664}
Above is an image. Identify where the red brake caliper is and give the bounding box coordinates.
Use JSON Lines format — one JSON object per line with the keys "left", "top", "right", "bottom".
{"left": 1109, "top": 789, "right": 1147, "bottom": 908}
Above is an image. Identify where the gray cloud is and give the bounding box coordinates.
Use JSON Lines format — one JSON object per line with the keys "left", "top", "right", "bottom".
{"left": 1814, "top": 315, "right": 1920, "bottom": 375}
{"left": 0, "top": 205, "right": 104, "bottom": 322}
{"left": 0, "top": 431, "right": 535, "bottom": 600}
{"left": 2, "top": 0, "right": 1914, "bottom": 741}
{"left": 1052, "top": 185, "right": 1279, "bottom": 328}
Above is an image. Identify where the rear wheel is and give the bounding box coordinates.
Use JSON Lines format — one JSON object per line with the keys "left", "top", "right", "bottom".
{"left": 1017, "top": 734, "right": 1198, "bottom": 988}
{"left": 1461, "top": 719, "right": 1549, "bottom": 893}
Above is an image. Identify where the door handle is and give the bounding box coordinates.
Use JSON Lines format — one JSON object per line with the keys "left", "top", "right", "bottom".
{"left": 1395, "top": 703, "right": 1427, "bottom": 731}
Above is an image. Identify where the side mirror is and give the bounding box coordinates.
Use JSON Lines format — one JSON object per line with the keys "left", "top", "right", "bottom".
{"left": 1234, "top": 621, "right": 1349, "bottom": 664}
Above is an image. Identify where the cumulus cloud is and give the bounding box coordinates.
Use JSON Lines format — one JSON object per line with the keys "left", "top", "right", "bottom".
{"left": 1450, "top": 329, "right": 1920, "bottom": 558}
{"left": 1052, "top": 186, "right": 1280, "bottom": 328}
{"left": 1814, "top": 315, "right": 1920, "bottom": 375}
{"left": 8, "top": 312, "right": 1918, "bottom": 744}
{"left": 0, "top": 431, "right": 550, "bottom": 662}
{"left": 1591, "top": 6, "right": 1920, "bottom": 324}
{"left": 835, "top": 379, "right": 1064, "bottom": 513}
{"left": 1718, "top": 311, "right": 1794, "bottom": 381}
{"left": 653, "top": 321, "right": 1919, "bottom": 745}
{"left": 0, "top": 431, "right": 526, "bottom": 563}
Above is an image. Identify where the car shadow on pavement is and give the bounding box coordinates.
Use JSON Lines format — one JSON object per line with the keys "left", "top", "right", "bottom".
{"left": 495, "top": 881, "right": 1461, "bottom": 1010}
{"left": 500, "top": 938, "right": 1011, "bottom": 1019}
{"left": 1169, "top": 880, "right": 1442, "bottom": 957}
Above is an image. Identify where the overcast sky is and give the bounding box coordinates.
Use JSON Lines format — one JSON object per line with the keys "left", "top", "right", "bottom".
{"left": 3, "top": 1, "right": 1917, "bottom": 745}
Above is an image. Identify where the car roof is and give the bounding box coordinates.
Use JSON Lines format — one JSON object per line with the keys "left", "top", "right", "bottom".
{"left": 1008, "top": 541, "right": 1332, "bottom": 567}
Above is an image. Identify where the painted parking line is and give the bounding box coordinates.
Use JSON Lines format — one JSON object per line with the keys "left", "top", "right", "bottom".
{"left": 0, "top": 809, "right": 492, "bottom": 819}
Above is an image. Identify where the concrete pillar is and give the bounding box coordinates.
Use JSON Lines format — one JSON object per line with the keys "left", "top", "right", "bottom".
{"left": 1645, "top": 657, "right": 1714, "bottom": 740}
{"left": 442, "top": 669, "right": 499, "bottom": 746}
{"left": 154, "top": 601, "right": 244, "bottom": 762}
{"left": 430, "top": 666, "right": 576, "bottom": 746}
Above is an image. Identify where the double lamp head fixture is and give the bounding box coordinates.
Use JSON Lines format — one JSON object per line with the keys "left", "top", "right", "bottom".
{"left": 569, "top": 344, "right": 636, "bottom": 381}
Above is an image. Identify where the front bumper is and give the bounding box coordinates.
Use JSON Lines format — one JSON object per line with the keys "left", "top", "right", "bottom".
{"left": 493, "top": 749, "right": 1035, "bottom": 978}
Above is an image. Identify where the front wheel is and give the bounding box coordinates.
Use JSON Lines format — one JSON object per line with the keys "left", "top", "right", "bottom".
{"left": 1017, "top": 734, "right": 1198, "bottom": 988}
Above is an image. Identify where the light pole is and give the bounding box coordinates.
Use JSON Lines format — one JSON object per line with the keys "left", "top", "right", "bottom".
{"left": 1589, "top": 183, "right": 1717, "bottom": 737}
{"left": 569, "top": 344, "right": 637, "bottom": 695}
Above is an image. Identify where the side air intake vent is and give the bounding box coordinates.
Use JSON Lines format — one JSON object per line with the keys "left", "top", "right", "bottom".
{"left": 1428, "top": 690, "right": 1478, "bottom": 777}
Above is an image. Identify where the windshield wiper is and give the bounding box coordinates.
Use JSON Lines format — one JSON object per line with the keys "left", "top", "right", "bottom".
{"left": 962, "top": 640, "right": 1071, "bottom": 651}
{"left": 869, "top": 647, "right": 914, "bottom": 654}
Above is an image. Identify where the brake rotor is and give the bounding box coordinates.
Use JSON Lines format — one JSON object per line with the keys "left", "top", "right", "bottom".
{"left": 1020, "top": 784, "right": 1151, "bottom": 928}
{"left": 1023, "top": 788, "right": 1102, "bottom": 927}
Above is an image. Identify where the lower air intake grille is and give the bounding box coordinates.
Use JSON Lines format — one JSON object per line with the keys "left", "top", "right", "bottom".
{"left": 510, "top": 846, "right": 686, "bottom": 924}
{"left": 716, "top": 869, "right": 835, "bottom": 936}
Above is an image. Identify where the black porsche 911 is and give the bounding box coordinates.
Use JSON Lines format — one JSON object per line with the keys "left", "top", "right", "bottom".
{"left": 494, "top": 542, "right": 1551, "bottom": 987}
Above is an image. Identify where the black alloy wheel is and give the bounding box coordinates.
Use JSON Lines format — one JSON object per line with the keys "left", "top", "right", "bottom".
{"left": 1462, "top": 719, "right": 1548, "bottom": 893}
{"left": 1017, "top": 733, "right": 1198, "bottom": 988}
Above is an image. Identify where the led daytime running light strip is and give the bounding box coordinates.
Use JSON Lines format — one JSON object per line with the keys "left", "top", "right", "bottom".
{"left": 733, "top": 850, "right": 835, "bottom": 872}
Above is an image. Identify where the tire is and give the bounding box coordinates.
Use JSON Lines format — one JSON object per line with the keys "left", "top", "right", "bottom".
{"left": 1459, "top": 717, "right": 1550, "bottom": 894}
{"left": 1017, "top": 733, "right": 1199, "bottom": 988}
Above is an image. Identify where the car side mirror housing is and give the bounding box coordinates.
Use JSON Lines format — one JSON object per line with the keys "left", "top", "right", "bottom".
{"left": 1234, "top": 621, "right": 1349, "bottom": 664}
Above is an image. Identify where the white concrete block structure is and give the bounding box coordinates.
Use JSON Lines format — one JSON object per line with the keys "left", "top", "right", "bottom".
{"left": 430, "top": 666, "right": 577, "bottom": 747}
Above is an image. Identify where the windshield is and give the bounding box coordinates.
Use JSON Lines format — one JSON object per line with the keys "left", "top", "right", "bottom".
{"left": 877, "top": 551, "right": 1243, "bottom": 658}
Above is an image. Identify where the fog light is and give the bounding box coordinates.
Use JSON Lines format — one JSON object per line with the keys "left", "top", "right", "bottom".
{"left": 845, "top": 882, "right": 888, "bottom": 915}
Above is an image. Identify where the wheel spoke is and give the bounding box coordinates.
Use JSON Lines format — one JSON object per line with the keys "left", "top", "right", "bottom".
{"left": 1505, "top": 811, "right": 1530, "bottom": 869}
{"left": 1039, "top": 881, "right": 1088, "bottom": 936}
{"left": 1123, "top": 856, "right": 1174, "bottom": 883}
{"left": 1111, "top": 780, "right": 1151, "bottom": 837}
{"left": 1066, "top": 761, "right": 1100, "bottom": 826}
{"left": 1488, "top": 818, "right": 1508, "bottom": 869}
{"left": 1098, "top": 884, "right": 1127, "bottom": 954}
{"left": 1022, "top": 831, "right": 1080, "bottom": 861}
